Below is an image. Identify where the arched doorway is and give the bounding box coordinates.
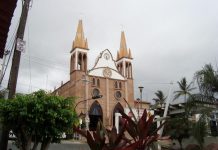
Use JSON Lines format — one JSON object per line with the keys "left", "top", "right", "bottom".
{"left": 89, "top": 101, "right": 103, "bottom": 131}
{"left": 113, "top": 103, "right": 124, "bottom": 132}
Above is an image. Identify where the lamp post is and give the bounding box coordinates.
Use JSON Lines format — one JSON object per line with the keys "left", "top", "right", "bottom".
{"left": 74, "top": 95, "right": 103, "bottom": 130}
{"left": 137, "top": 98, "right": 140, "bottom": 120}
{"left": 138, "top": 86, "right": 144, "bottom": 117}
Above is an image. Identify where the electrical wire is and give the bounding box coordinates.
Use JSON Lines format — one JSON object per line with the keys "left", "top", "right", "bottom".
{"left": 27, "top": 21, "right": 32, "bottom": 93}
{"left": 23, "top": 54, "right": 68, "bottom": 67}
{"left": 22, "top": 57, "right": 69, "bottom": 72}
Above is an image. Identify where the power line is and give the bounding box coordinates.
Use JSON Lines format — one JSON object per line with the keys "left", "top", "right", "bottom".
{"left": 23, "top": 54, "right": 68, "bottom": 66}
{"left": 1, "top": 79, "right": 47, "bottom": 91}
{"left": 22, "top": 57, "right": 69, "bottom": 72}
{"left": 27, "top": 21, "right": 32, "bottom": 93}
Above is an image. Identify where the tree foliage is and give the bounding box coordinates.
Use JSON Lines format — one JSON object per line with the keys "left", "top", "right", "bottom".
{"left": 192, "top": 115, "right": 207, "bottom": 149}
{"left": 164, "top": 116, "right": 191, "bottom": 149}
{"left": 152, "top": 90, "right": 166, "bottom": 106}
{"left": 174, "top": 77, "right": 195, "bottom": 102}
{"left": 0, "top": 90, "right": 77, "bottom": 150}
{"left": 195, "top": 64, "right": 218, "bottom": 102}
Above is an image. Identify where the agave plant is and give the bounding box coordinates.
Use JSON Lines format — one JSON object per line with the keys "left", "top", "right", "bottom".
{"left": 73, "top": 98, "right": 168, "bottom": 150}
{"left": 73, "top": 120, "right": 129, "bottom": 150}
{"left": 116, "top": 100, "right": 167, "bottom": 150}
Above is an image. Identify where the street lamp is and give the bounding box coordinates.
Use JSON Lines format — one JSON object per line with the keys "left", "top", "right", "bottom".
{"left": 137, "top": 98, "right": 140, "bottom": 120}
{"left": 138, "top": 86, "right": 144, "bottom": 109}
{"left": 74, "top": 95, "right": 103, "bottom": 130}
{"left": 138, "top": 86, "right": 144, "bottom": 120}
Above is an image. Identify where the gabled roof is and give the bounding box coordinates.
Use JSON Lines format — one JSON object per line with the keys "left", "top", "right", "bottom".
{"left": 88, "top": 49, "right": 125, "bottom": 80}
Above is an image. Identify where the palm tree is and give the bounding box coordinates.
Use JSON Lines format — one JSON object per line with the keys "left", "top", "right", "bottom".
{"left": 174, "top": 77, "right": 195, "bottom": 102}
{"left": 195, "top": 64, "right": 218, "bottom": 101}
{"left": 152, "top": 90, "right": 166, "bottom": 108}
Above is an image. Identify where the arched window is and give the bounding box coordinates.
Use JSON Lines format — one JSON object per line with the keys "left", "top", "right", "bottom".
{"left": 97, "top": 79, "right": 100, "bottom": 87}
{"left": 92, "top": 78, "right": 96, "bottom": 86}
{"left": 115, "top": 81, "right": 118, "bottom": 89}
{"left": 83, "top": 54, "right": 87, "bottom": 71}
{"left": 119, "top": 82, "right": 122, "bottom": 89}
{"left": 78, "top": 53, "right": 82, "bottom": 70}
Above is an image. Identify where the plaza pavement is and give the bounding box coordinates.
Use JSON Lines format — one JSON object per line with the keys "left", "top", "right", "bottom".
{"left": 8, "top": 140, "right": 90, "bottom": 150}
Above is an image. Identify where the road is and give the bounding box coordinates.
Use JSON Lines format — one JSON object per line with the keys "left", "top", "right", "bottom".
{"left": 8, "top": 140, "right": 90, "bottom": 150}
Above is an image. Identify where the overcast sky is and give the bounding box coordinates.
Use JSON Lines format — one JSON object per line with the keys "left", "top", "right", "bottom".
{"left": 2, "top": 0, "right": 218, "bottom": 103}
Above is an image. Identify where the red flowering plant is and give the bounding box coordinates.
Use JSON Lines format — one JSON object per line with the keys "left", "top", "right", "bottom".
{"left": 73, "top": 98, "right": 169, "bottom": 150}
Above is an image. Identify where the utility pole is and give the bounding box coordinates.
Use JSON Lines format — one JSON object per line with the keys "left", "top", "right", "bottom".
{"left": 8, "top": 0, "right": 30, "bottom": 98}
{"left": 0, "top": 0, "right": 31, "bottom": 149}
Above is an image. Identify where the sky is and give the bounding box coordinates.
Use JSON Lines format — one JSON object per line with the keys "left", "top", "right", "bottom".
{"left": 2, "top": 0, "right": 218, "bottom": 103}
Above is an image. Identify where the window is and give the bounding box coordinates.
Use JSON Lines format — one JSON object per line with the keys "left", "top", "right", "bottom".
{"left": 92, "top": 88, "right": 100, "bottom": 97}
{"left": 97, "top": 79, "right": 100, "bottom": 87}
{"left": 119, "top": 82, "right": 122, "bottom": 89}
{"left": 115, "top": 81, "right": 122, "bottom": 89}
{"left": 115, "top": 91, "right": 122, "bottom": 99}
{"left": 115, "top": 81, "right": 118, "bottom": 89}
{"left": 92, "top": 78, "right": 96, "bottom": 86}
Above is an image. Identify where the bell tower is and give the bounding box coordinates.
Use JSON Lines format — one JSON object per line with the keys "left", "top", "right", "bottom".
{"left": 116, "top": 31, "right": 134, "bottom": 106}
{"left": 70, "top": 20, "right": 89, "bottom": 75}
{"left": 116, "top": 31, "right": 133, "bottom": 79}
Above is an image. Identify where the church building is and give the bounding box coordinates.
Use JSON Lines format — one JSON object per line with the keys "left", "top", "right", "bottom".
{"left": 54, "top": 20, "right": 136, "bottom": 130}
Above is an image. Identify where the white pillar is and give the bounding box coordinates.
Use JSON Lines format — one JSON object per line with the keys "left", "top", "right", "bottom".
{"left": 159, "top": 82, "right": 173, "bottom": 136}
{"left": 156, "top": 115, "right": 161, "bottom": 150}
{"left": 123, "top": 61, "right": 126, "bottom": 77}
{"left": 115, "top": 113, "right": 121, "bottom": 134}
{"left": 74, "top": 51, "right": 78, "bottom": 70}
{"left": 106, "top": 78, "right": 109, "bottom": 118}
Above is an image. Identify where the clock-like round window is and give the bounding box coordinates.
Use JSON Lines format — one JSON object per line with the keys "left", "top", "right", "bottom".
{"left": 103, "top": 68, "right": 112, "bottom": 78}
{"left": 115, "top": 91, "right": 122, "bottom": 99}
{"left": 104, "top": 53, "right": 110, "bottom": 60}
{"left": 92, "top": 88, "right": 100, "bottom": 97}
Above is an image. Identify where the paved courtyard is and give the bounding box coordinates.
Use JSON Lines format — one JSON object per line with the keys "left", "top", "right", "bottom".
{"left": 8, "top": 140, "right": 90, "bottom": 150}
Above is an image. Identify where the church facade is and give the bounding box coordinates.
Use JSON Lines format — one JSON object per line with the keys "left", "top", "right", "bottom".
{"left": 54, "top": 20, "right": 135, "bottom": 130}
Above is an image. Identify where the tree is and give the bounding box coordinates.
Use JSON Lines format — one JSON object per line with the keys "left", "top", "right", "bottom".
{"left": 0, "top": 90, "right": 77, "bottom": 150}
{"left": 152, "top": 90, "right": 167, "bottom": 108}
{"left": 174, "top": 77, "right": 195, "bottom": 102}
{"left": 192, "top": 115, "right": 207, "bottom": 150}
{"left": 195, "top": 64, "right": 218, "bottom": 102}
{"left": 164, "top": 116, "right": 191, "bottom": 150}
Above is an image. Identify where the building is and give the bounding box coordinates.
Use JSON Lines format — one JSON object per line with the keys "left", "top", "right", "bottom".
{"left": 54, "top": 20, "right": 149, "bottom": 130}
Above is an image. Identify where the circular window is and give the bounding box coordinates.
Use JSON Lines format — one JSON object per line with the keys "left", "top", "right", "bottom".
{"left": 104, "top": 53, "right": 110, "bottom": 60}
{"left": 103, "top": 68, "right": 112, "bottom": 78}
{"left": 115, "top": 91, "right": 122, "bottom": 99}
{"left": 92, "top": 88, "right": 100, "bottom": 97}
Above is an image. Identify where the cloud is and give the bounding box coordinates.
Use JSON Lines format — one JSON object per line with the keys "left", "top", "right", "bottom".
{"left": 3, "top": 0, "right": 218, "bottom": 103}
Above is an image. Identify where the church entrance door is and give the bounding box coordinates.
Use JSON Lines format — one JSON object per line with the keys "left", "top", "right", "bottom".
{"left": 89, "top": 101, "right": 103, "bottom": 131}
